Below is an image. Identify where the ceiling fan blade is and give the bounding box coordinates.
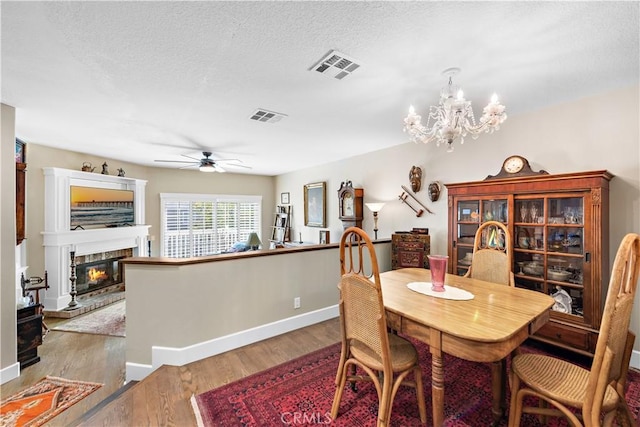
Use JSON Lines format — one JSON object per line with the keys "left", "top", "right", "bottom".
{"left": 214, "top": 158, "right": 241, "bottom": 162}
{"left": 181, "top": 154, "right": 202, "bottom": 161}
{"left": 154, "top": 159, "right": 198, "bottom": 164}
{"left": 223, "top": 163, "right": 252, "bottom": 169}
{"left": 214, "top": 164, "right": 226, "bottom": 173}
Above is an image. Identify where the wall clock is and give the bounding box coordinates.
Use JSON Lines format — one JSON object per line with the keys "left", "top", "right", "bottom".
{"left": 337, "top": 180, "right": 363, "bottom": 230}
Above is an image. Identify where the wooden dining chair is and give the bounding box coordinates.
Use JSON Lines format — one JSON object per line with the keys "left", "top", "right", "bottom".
{"left": 508, "top": 232, "right": 640, "bottom": 427}
{"left": 331, "top": 227, "right": 427, "bottom": 427}
{"left": 462, "top": 220, "right": 516, "bottom": 416}
{"left": 464, "top": 220, "right": 515, "bottom": 286}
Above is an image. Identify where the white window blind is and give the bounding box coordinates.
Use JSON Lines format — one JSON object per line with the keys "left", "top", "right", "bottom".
{"left": 161, "top": 193, "right": 262, "bottom": 258}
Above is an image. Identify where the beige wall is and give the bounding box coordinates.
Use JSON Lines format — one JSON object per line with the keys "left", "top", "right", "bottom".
{"left": 277, "top": 85, "right": 640, "bottom": 355}
{"left": 1, "top": 104, "right": 17, "bottom": 373}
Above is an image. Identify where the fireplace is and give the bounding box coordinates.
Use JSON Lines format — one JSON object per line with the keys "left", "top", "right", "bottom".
{"left": 42, "top": 167, "right": 150, "bottom": 310}
{"left": 75, "top": 248, "right": 132, "bottom": 295}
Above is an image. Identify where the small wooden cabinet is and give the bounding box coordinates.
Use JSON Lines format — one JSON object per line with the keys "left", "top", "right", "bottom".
{"left": 270, "top": 205, "right": 291, "bottom": 243}
{"left": 446, "top": 170, "right": 612, "bottom": 355}
{"left": 391, "top": 232, "right": 431, "bottom": 270}
{"left": 17, "top": 304, "right": 43, "bottom": 368}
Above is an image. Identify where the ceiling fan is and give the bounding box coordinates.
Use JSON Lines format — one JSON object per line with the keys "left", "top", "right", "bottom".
{"left": 154, "top": 151, "right": 251, "bottom": 173}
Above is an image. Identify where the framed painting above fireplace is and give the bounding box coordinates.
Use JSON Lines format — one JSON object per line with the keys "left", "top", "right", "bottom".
{"left": 70, "top": 186, "right": 134, "bottom": 229}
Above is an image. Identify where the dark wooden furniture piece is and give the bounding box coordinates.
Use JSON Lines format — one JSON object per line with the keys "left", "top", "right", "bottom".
{"left": 391, "top": 231, "right": 430, "bottom": 270}
{"left": 446, "top": 169, "right": 612, "bottom": 356}
{"left": 17, "top": 304, "right": 43, "bottom": 368}
{"left": 21, "top": 271, "right": 50, "bottom": 337}
{"left": 16, "top": 162, "right": 26, "bottom": 245}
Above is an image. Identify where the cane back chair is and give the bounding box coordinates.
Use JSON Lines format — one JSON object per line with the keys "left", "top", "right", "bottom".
{"left": 331, "top": 227, "right": 427, "bottom": 426}
{"left": 509, "top": 233, "right": 640, "bottom": 427}
{"left": 464, "top": 220, "right": 515, "bottom": 287}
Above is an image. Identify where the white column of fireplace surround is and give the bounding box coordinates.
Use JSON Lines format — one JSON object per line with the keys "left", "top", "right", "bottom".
{"left": 42, "top": 167, "right": 150, "bottom": 311}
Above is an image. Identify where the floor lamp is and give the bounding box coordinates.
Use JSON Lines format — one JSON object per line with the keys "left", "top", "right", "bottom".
{"left": 365, "top": 203, "right": 385, "bottom": 240}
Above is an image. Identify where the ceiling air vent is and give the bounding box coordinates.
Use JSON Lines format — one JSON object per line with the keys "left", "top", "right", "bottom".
{"left": 311, "top": 50, "right": 361, "bottom": 80}
{"left": 249, "top": 109, "right": 287, "bottom": 124}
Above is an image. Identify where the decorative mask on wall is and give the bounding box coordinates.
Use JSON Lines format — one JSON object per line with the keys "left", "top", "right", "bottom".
{"left": 428, "top": 181, "right": 441, "bottom": 202}
{"left": 409, "top": 166, "right": 422, "bottom": 193}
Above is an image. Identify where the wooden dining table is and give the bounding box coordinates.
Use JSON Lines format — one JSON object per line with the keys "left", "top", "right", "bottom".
{"left": 380, "top": 268, "right": 554, "bottom": 426}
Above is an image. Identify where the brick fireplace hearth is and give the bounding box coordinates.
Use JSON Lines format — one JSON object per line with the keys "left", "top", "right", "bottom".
{"left": 44, "top": 284, "right": 125, "bottom": 318}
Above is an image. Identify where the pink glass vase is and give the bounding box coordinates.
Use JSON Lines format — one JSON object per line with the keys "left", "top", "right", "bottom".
{"left": 428, "top": 255, "right": 449, "bottom": 292}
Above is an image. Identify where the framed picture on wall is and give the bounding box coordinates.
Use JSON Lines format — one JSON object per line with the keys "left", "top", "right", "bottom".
{"left": 15, "top": 139, "right": 26, "bottom": 163}
{"left": 281, "top": 192, "right": 290, "bottom": 204}
{"left": 319, "top": 230, "right": 330, "bottom": 244}
{"left": 304, "top": 182, "right": 326, "bottom": 227}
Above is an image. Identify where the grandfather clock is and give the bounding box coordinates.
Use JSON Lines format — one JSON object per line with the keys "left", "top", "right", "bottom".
{"left": 338, "top": 180, "right": 363, "bottom": 230}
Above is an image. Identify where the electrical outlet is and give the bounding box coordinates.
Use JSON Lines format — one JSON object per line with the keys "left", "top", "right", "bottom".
{"left": 294, "top": 297, "right": 301, "bottom": 309}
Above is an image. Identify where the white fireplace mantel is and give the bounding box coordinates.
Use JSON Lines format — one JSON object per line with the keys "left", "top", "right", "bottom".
{"left": 42, "top": 167, "right": 150, "bottom": 310}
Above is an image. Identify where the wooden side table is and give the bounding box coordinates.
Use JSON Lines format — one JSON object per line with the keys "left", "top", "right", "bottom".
{"left": 17, "top": 304, "right": 43, "bottom": 368}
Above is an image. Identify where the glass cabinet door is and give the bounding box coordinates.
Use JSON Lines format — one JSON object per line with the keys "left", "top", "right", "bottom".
{"left": 482, "top": 199, "right": 508, "bottom": 223}
{"left": 457, "top": 200, "right": 480, "bottom": 224}
{"left": 454, "top": 198, "right": 507, "bottom": 276}
{"left": 514, "top": 195, "right": 586, "bottom": 319}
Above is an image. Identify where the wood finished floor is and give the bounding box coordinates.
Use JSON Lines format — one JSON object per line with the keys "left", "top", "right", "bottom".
{"left": 1, "top": 306, "right": 341, "bottom": 426}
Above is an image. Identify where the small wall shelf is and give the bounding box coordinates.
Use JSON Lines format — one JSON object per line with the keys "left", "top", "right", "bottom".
{"left": 271, "top": 205, "right": 291, "bottom": 243}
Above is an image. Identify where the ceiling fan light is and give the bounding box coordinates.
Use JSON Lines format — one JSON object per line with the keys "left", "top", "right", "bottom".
{"left": 199, "top": 164, "right": 216, "bottom": 172}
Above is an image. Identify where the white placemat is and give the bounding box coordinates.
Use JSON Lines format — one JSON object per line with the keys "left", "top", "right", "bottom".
{"left": 407, "top": 282, "right": 475, "bottom": 300}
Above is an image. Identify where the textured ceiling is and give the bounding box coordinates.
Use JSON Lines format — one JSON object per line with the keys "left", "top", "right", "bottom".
{"left": 2, "top": 1, "right": 638, "bottom": 176}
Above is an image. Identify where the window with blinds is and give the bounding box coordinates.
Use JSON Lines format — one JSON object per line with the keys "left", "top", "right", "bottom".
{"left": 160, "top": 193, "right": 262, "bottom": 258}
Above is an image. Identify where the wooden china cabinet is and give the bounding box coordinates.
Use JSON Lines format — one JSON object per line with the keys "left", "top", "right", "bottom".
{"left": 445, "top": 168, "right": 612, "bottom": 356}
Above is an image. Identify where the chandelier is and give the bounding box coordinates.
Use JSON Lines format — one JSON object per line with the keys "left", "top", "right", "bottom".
{"left": 403, "top": 67, "right": 507, "bottom": 152}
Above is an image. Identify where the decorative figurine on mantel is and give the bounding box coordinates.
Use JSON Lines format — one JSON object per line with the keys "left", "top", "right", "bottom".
{"left": 409, "top": 166, "right": 422, "bottom": 193}
{"left": 117, "top": 168, "right": 125, "bottom": 177}
{"left": 81, "top": 162, "right": 95, "bottom": 172}
{"left": 101, "top": 162, "right": 109, "bottom": 175}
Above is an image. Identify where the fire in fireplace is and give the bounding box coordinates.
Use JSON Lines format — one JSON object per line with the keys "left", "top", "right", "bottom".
{"left": 75, "top": 248, "right": 132, "bottom": 294}
{"left": 88, "top": 266, "right": 109, "bottom": 283}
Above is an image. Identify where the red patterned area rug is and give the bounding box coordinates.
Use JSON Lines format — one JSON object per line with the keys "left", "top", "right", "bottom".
{"left": 53, "top": 301, "right": 125, "bottom": 337}
{"left": 191, "top": 339, "right": 640, "bottom": 426}
{"left": 0, "top": 376, "right": 102, "bottom": 427}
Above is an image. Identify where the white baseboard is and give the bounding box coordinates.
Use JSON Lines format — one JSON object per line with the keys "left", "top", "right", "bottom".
{"left": 126, "top": 305, "right": 339, "bottom": 383}
{"left": 125, "top": 362, "right": 153, "bottom": 383}
{"left": 0, "top": 362, "right": 20, "bottom": 385}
